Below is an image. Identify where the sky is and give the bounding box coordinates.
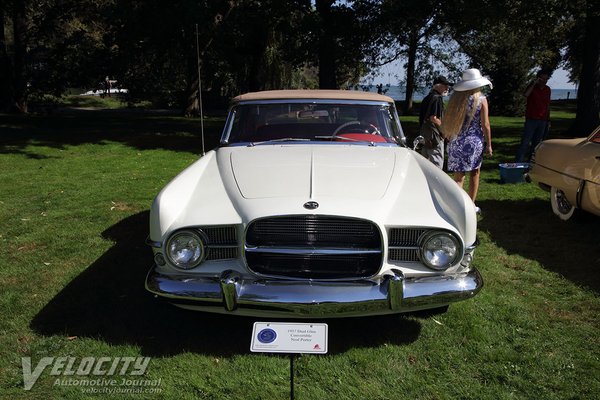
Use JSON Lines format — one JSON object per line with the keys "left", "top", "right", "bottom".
{"left": 547, "top": 68, "right": 576, "bottom": 89}
{"left": 369, "top": 65, "right": 577, "bottom": 90}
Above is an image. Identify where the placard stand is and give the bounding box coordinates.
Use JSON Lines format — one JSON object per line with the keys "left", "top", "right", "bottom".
{"left": 250, "top": 322, "right": 328, "bottom": 400}
{"left": 290, "top": 354, "right": 295, "bottom": 400}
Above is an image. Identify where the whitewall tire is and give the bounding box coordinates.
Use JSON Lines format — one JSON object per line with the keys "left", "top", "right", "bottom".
{"left": 550, "top": 186, "right": 577, "bottom": 221}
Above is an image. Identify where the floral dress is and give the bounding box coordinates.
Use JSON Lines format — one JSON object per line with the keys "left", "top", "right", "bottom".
{"left": 447, "top": 96, "right": 485, "bottom": 172}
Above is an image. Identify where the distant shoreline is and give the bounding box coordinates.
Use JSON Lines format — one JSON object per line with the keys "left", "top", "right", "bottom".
{"left": 353, "top": 86, "right": 577, "bottom": 101}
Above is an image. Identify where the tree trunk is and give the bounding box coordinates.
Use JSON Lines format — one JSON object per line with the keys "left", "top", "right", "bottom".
{"left": 571, "top": 4, "right": 600, "bottom": 135}
{"left": 185, "top": 75, "right": 200, "bottom": 116}
{"left": 13, "top": 0, "right": 27, "bottom": 113}
{"left": 316, "top": 0, "right": 337, "bottom": 89}
{"left": 403, "top": 31, "right": 418, "bottom": 114}
{"left": 184, "top": 28, "right": 208, "bottom": 117}
{"left": 247, "top": 28, "right": 270, "bottom": 92}
{"left": 0, "top": 6, "right": 13, "bottom": 110}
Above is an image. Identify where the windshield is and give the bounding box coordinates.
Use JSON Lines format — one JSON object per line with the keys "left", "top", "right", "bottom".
{"left": 223, "top": 102, "right": 403, "bottom": 144}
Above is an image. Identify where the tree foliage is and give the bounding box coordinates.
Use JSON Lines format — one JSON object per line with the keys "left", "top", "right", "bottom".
{"left": 563, "top": 0, "right": 600, "bottom": 134}
{"left": 0, "top": 4, "right": 13, "bottom": 109}
{"left": 210, "top": 0, "right": 314, "bottom": 95}
{"left": 440, "top": 0, "right": 566, "bottom": 115}
{"left": 33, "top": 0, "right": 118, "bottom": 92}
{"left": 0, "top": 0, "right": 598, "bottom": 128}
{"left": 373, "top": 0, "right": 465, "bottom": 113}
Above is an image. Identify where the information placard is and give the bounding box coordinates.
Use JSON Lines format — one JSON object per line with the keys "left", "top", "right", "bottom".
{"left": 250, "top": 322, "right": 328, "bottom": 354}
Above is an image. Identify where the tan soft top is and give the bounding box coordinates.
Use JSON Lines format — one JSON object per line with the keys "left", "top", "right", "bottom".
{"left": 232, "top": 89, "right": 395, "bottom": 103}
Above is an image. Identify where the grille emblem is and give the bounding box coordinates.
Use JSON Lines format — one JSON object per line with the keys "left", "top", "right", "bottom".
{"left": 303, "top": 201, "right": 319, "bottom": 210}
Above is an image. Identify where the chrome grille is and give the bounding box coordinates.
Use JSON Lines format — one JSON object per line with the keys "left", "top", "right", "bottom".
{"left": 202, "top": 226, "right": 238, "bottom": 245}
{"left": 206, "top": 247, "right": 238, "bottom": 261}
{"left": 245, "top": 215, "right": 382, "bottom": 279}
{"left": 199, "top": 226, "right": 238, "bottom": 261}
{"left": 388, "top": 248, "right": 419, "bottom": 262}
{"left": 247, "top": 215, "right": 380, "bottom": 248}
{"left": 388, "top": 228, "right": 425, "bottom": 262}
{"left": 389, "top": 228, "right": 425, "bottom": 246}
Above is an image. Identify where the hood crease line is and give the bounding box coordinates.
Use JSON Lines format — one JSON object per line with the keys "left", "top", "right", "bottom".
{"left": 310, "top": 149, "right": 314, "bottom": 199}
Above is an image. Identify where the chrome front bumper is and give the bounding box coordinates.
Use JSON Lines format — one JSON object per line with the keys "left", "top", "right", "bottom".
{"left": 145, "top": 267, "right": 483, "bottom": 317}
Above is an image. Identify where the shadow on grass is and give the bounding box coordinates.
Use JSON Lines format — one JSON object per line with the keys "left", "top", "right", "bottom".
{"left": 1, "top": 108, "right": 224, "bottom": 157}
{"left": 31, "top": 211, "right": 421, "bottom": 357}
{"left": 477, "top": 198, "right": 600, "bottom": 294}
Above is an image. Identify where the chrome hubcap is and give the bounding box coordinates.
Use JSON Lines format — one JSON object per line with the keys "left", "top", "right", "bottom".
{"left": 555, "top": 189, "right": 572, "bottom": 214}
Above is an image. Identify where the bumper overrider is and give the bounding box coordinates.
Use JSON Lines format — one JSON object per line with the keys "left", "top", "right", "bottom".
{"left": 145, "top": 267, "right": 483, "bottom": 317}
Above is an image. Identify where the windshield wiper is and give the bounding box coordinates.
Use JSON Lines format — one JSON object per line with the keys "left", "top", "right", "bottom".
{"left": 248, "top": 138, "right": 311, "bottom": 146}
{"left": 314, "top": 135, "right": 360, "bottom": 142}
{"left": 314, "top": 135, "right": 376, "bottom": 145}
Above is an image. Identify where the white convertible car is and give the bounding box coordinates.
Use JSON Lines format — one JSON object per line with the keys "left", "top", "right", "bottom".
{"left": 145, "top": 90, "right": 482, "bottom": 317}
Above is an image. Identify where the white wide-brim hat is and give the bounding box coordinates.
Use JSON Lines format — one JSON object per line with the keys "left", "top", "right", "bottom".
{"left": 453, "top": 68, "right": 493, "bottom": 91}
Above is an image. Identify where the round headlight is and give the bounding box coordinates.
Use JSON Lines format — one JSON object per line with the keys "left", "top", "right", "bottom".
{"left": 166, "top": 230, "right": 205, "bottom": 269}
{"left": 419, "top": 232, "right": 461, "bottom": 270}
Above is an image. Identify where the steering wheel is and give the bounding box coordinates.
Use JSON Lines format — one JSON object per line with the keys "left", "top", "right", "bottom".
{"left": 332, "top": 121, "right": 380, "bottom": 136}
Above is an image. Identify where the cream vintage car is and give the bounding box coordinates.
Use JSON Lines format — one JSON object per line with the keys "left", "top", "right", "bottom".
{"left": 528, "top": 125, "right": 600, "bottom": 221}
{"left": 145, "top": 90, "right": 482, "bottom": 317}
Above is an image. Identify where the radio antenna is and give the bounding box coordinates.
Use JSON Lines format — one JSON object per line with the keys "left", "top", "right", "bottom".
{"left": 196, "top": 23, "right": 206, "bottom": 156}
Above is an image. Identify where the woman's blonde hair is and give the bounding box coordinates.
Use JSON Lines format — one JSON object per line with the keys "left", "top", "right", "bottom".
{"left": 441, "top": 88, "right": 481, "bottom": 140}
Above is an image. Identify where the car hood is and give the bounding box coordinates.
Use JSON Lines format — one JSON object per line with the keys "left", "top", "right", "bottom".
{"left": 230, "top": 145, "right": 395, "bottom": 200}
{"left": 150, "top": 144, "right": 477, "bottom": 246}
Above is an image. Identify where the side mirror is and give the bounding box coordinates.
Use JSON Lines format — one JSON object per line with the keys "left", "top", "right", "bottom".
{"left": 394, "top": 136, "right": 407, "bottom": 146}
{"left": 413, "top": 136, "right": 425, "bottom": 151}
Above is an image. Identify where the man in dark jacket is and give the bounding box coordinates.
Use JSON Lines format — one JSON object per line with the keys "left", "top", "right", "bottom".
{"left": 419, "top": 76, "right": 452, "bottom": 169}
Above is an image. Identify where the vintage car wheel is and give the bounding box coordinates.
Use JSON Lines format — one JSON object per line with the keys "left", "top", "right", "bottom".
{"left": 550, "top": 186, "right": 578, "bottom": 221}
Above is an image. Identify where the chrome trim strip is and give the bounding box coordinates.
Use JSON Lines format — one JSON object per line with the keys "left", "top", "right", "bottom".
{"left": 390, "top": 105, "right": 406, "bottom": 143}
{"left": 226, "top": 141, "right": 399, "bottom": 148}
{"left": 533, "top": 163, "right": 583, "bottom": 183}
{"left": 220, "top": 108, "right": 236, "bottom": 144}
{"left": 234, "top": 99, "right": 392, "bottom": 106}
{"left": 245, "top": 246, "right": 381, "bottom": 255}
{"left": 145, "top": 267, "right": 483, "bottom": 317}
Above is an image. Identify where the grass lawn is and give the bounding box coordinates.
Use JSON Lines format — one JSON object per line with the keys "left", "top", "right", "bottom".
{"left": 0, "top": 99, "right": 599, "bottom": 399}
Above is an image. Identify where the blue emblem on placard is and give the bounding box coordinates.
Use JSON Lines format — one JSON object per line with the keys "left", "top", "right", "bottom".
{"left": 257, "top": 328, "right": 277, "bottom": 344}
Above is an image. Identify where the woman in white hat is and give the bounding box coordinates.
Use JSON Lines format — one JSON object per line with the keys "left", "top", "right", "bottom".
{"left": 441, "top": 68, "right": 493, "bottom": 211}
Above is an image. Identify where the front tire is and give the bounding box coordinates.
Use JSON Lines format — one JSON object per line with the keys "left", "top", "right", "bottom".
{"left": 550, "top": 187, "right": 578, "bottom": 221}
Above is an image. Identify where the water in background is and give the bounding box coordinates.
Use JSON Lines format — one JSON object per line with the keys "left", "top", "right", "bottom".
{"left": 354, "top": 85, "right": 577, "bottom": 101}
